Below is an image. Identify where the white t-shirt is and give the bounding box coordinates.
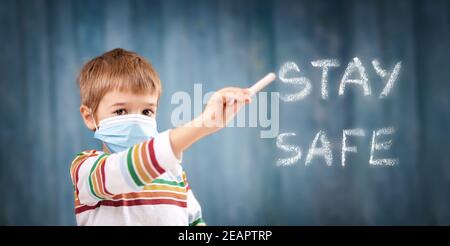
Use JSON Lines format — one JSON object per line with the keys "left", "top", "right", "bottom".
{"left": 70, "top": 130, "right": 205, "bottom": 226}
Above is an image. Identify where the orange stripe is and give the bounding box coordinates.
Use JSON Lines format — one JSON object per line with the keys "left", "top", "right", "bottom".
{"left": 95, "top": 157, "right": 112, "bottom": 198}
{"left": 94, "top": 160, "right": 105, "bottom": 197}
{"left": 90, "top": 165, "right": 101, "bottom": 198}
{"left": 74, "top": 198, "right": 82, "bottom": 207}
{"left": 73, "top": 191, "right": 81, "bottom": 205}
{"left": 133, "top": 143, "right": 152, "bottom": 184}
{"left": 91, "top": 155, "right": 107, "bottom": 198}
{"left": 113, "top": 191, "right": 187, "bottom": 200}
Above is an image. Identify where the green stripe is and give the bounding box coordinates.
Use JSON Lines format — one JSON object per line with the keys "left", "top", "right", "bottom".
{"left": 189, "top": 217, "right": 205, "bottom": 226}
{"left": 88, "top": 154, "right": 106, "bottom": 200}
{"left": 127, "top": 147, "right": 144, "bottom": 187}
{"left": 152, "top": 179, "right": 185, "bottom": 187}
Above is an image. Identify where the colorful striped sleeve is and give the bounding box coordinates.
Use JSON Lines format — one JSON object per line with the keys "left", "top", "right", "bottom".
{"left": 70, "top": 130, "right": 181, "bottom": 205}
{"left": 184, "top": 172, "right": 206, "bottom": 226}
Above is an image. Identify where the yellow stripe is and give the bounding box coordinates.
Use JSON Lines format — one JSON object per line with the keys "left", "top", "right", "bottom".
{"left": 143, "top": 184, "right": 187, "bottom": 193}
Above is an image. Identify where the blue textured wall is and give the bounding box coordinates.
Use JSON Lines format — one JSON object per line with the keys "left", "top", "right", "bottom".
{"left": 0, "top": 0, "right": 450, "bottom": 225}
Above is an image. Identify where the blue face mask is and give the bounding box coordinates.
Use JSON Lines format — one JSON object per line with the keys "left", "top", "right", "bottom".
{"left": 92, "top": 114, "right": 158, "bottom": 153}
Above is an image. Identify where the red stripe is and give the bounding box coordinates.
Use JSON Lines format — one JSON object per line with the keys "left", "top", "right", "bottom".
{"left": 75, "top": 198, "right": 187, "bottom": 214}
{"left": 148, "top": 138, "right": 165, "bottom": 174}
{"left": 100, "top": 158, "right": 114, "bottom": 197}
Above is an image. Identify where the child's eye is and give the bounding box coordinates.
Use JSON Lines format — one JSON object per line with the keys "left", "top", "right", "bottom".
{"left": 114, "top": 109, "right": 127, "bottom": 115}
{"left": 142, "top": 109, "right": 154, "bottom": 117}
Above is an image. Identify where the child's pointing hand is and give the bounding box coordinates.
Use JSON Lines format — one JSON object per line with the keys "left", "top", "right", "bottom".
{"left": 201, "top": 87, "right": 252, "bottom": 133}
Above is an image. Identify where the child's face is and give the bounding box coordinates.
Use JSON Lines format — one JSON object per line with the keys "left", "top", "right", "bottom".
{"left": 80, "top": 89, "right": 158, "bottom": 131}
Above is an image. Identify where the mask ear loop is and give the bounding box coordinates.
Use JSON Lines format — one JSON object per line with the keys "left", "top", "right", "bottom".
{"left": 90, "top": 109, "right": 99, "bottom": 131}
{"left": 90, "top": 109, "right": 111, "bottom": 153}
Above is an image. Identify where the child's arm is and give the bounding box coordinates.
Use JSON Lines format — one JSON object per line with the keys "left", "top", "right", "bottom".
{"left": 170, "top": 87, "right": 252, "bottom": 158}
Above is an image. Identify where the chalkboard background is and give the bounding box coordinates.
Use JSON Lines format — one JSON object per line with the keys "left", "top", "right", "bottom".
{"left": 0, "top": 0, "right": 449, "bottom": 225}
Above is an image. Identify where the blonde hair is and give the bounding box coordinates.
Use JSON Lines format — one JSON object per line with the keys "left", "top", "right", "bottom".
{"left": 77, "top": 48, "right": 161, "bottom": 112}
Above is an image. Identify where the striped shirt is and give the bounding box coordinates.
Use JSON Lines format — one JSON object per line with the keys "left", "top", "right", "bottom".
{"left": 70, "top": 130, "right": 205, "bottom": 226}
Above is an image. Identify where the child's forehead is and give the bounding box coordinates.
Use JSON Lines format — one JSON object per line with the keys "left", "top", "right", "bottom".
{"left": 101, "top": 89, "right": 159, "bottom": 106}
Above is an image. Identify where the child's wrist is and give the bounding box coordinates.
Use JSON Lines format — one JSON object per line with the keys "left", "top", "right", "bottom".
{"left": 192, "top": 115, "right": 217, "bottom": 137}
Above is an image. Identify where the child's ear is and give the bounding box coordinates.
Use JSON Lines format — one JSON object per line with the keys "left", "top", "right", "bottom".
{"left": 80, "top": 105, "right": 97, "bottom": 131}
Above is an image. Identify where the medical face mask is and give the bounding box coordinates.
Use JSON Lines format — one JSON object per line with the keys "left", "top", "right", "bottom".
{"left": 92, "top": 114, "right": 158, "bottom": 153}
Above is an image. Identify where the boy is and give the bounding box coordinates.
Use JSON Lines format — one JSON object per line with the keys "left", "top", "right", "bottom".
{"left": 70, "top": 48, "right": 251, "bottom": 225}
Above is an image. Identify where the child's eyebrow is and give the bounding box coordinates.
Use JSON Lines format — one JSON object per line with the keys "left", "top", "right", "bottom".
{"left": 109, "top": 102, "right": 157, "bottom": 108}
{"left": 110, "top": 102, "right": 127, "bottom": 108}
